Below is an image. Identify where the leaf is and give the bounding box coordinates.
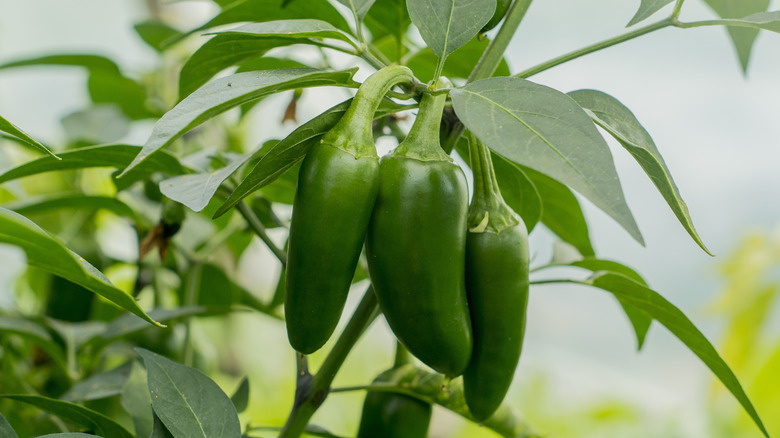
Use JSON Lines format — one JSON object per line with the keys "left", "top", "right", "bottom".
{"left": 0, "top": 208, "right": 159, "bottom": 326}
{"left": 718, "top": 10, "right": 780, "bottom": 32}
{"left": 0, "top": 395, "right": 133, "bottom": 438}
{"left": 583, "top": 272, "right": 769, "bottom": 438}
{"left": 121, "top": 360, "right": 154, "bottom": 438}
{"left": 198, "top": 0, "right": 351, "bottom": 34}
{"left": 213, "top": 19, "right": 358, "bottom": 47}
{"left": 451, "top": 77, "right": 644, "bottom": 245}
{"left": 406, "top": 36, "right": 511, "bottom": 83}
{"left": 626, "top": 0, "right": 674, "bottom": 27}
{"left": 230, "top": 377, "right": 250, "bottom": 414}
{"left": 136, "top": 348, "right": 241, "bottom": 438}
{"left": 160, "top": 154, "right": 250, "bottom": 212}
{"left": 0, "top": 144, "right": 186, "bottom": 188}
{"left": 568, "top": 89, "right": 711, "bottom": 255}
{"left": 214, "top": 97, "right": 413, "bottom": 217}
{"left": 364, "top": 0, "right": 410, "bottom": 44}
{"left": 364, "top": 365, "right": 539, "bottom": 438}
{"left": 0, "top": 114, "right": 59, "bottom": 159}
{"left": 523, "top": 167, "right": 595, "bottom": 257}
{"left": 336, "top": 0, "right": 377, "bottom": 19}
{"left": 151, "top": 412, "right": 176, "bottom": 438}
{"left": 407, "top": 0, "right": 497, "bottom": 60}
{"left": 178, "top": 35, "right": 299, "bottom": 99}
{"left": 5, "top": 194, "right": 136, "bottom": 219}
{"left": 0, "top": 413, "right": 17, "bottom": 438}
{"left": 61, "top": 105, "right": 130, "bottom": 145}
{"left": 703, "top": 0, "right": 770, "bottom": 72}
{"left": 120, "top": 68, "right": 359, "bottom": 177}
{"left": 0, "top": 316, "right": 66, "bottom": 369}
{"left": 96, "top": 306, "right": 209, "bottom": 346}
{"left": 35, "top": 434, "right": 99, "bottom": 437}
{"left": 134, "top": 21, "right": 183, "bottom": 52}
{"left": 61, "top": 362, "right": 133, "bottom": 402}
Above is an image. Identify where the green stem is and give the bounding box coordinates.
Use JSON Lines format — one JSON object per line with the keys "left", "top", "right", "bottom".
{"left": 465, "top": 132, "right": 518, "bottom": 232}
{"left": 182, "top": 263, "right": 202, "bottom": 367}
{"left": 671, "top": 0, "right": 685, "bottom": 19}
{"left": 675, "top": 18, "right": 770, "bottom": 30}
{"left": 393, "top": 85, "right": 449, "bottom": 161}
{"left": 393, "top": 342, "right": 411, "bottom": 368}
{"left": 515, "top": 17, "right": 673, "bottom": 78}
{"left": 236, "top": 200, "right": 287, "bottom": 267}
{"left": 469, "top": 0, "right": 534, "bottom": 82}
{"left": 278, "top": 287, "right": 380, "bottom": 438}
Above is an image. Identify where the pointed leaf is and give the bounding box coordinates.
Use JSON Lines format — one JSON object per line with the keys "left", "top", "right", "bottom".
{"left": 703, "top": 0, "right": 770, "bottom": 72}
{"left": 178, "top": 35, "right": 298, "bottom": 99}
{"left": 365, "top": 0, "right": 410, "bottom": 44}
{"left": 0, "top": 115, "right": 59, "bottom": 159}
{"left": 134, "top": 21, "right": 183, "bottom": 52}
{"left": 523, "top": 166, "right": 595, "bottom": 256}
{"left": 0, "top": 395, "right": 133, "bottom": 438}
{"left": 230, "top": 377, "right": 250, "bottom": 414}
{"left": 0, "top": 413, "right": 18, "bottom": 438}
{"left": 569, "top": 89, "right": 710, "bottom": 255}
{"left": 120, "top": 68, "right": 359, "bottom": 176}
{"left": 0, "top": 316, "right": 65, "bottom": 370}
{"left": 137, "top": 348, "right": 241, "bottom": 438}
{"left": 96, "top": 306, "right": 209, "bottom": 346}
{"left": 407, "top": 0, "right": 497, "bottom": 58}
{"left": 199, "top": 0, "right": 351, "bottom": 33}
{"left": 583, "top": 272, "right": 769, "bottom": 437}
{"left": 61, "top": 362, "right": 133, "bottom": 402}
{"left": 160, "top": 154, "right": 250, "bottom": 212}
{"left": 213, "top": 19, "right": 358, "bottom": 47}
{"left": 5, "top": 194, "right": 136, "bottom": 220}
{"left": 0, "top": 144, "right": 186, "bottom": 186}
{"left": 451, "top": 77, "right": 644, "bottom": 245}
{"left": 0, "top": 208, "right": 159, "bottom": 326}
{"left": 336, "top": 0, "right": 377, "bottom": 19}
{"left": 214, "top": 97, "right": 414, "bottom": 217}
{"left": 626, "top": 0, "right": 674, "bottom": 27}
{"left": 121, "top": 360, "right": 154, "bottom": 438}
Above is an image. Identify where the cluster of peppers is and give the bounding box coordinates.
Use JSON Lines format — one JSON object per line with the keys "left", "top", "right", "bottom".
{"left": 284, "top": 65, "right": 529, "bottom": 435}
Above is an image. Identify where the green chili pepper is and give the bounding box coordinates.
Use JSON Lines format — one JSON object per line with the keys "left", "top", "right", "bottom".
{"left": 462, "top": 132, "right": 529, "bottom": 421}
{"left": 481, "top": 0, "right": 512, "bottom": 33}
{"left": 285, "top": 66, "right": 416, "bottom": 355}
{"left": 366, "top": 83, "right": 473, "bottom": 378}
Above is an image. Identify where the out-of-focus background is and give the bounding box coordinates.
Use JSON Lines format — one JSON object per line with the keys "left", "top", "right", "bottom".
{"left": 1, "top": 1, "right": 779, "bottom": 437}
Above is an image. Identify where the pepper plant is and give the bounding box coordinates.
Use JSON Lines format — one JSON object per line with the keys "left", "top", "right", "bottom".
{"left": 0, "top": 0, "right": 778, "bottom": 437}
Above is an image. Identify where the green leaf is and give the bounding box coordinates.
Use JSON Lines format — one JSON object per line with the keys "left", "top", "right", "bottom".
{"left": 406, "top": 36, "right": 510, "bottom": 83}
{"left": 362, "top": 365, "right": 539, "bottom": 438}
{"left": 703, "top": 0, "right": 770, "bottom": 72}
{"left": 198, "top": 0, "right": 351, "bottom": 34}
{"left": 120, "top": 68, "right": 359, "bottom": 177}
{"left": 0, "top": 54, "right": 120, "bottom": 72}
{"left": 568, "top": 89, "right": 711, "bottom": 255}
{"left": 61, "top": 105, "right": 130, "bottom": 145}
{"left": 61, "top": 362, "right": 133, "bottom": 402}
{"left": 178, "top": 35, "right": 300, "bottom": 99}
{"left": 0, "top": 413, "right": 17, "bottom": 438}
{"left": 364, "top": 0, "right": 410, "bottom": 44}
{"left": 214, "top": 97, "right": 413, "bottom": 217}
{"left": 0, "top": 114, "right": 59, "bottom": 159}
{"left": 583, "top": 272, "right": 769, "bottom": 438}
{"left": 96, "top": 306, "right": 209, "bottom": 346}
{"left": 230, "top": 377, "right": 250, "bottom": 414}
{"left": 134, "top": 21, "right": 183, "bottom": 52}
{"left": 451, "top": 77, "right": 644, "bottom": 245}
{"left": 4, "top": 194, "right": 136, "bottom": 220}
{"left": 151, "top": 412, "right": 175, "bottom": 438}
{"left": 407, "top": 0, "right": 497, "bottom": 59}
{"left": 136, "top": 348, "right": 241, "bottom": 438}
{"left": 0, "top": 316, "right": 66, "bottom": 369}
{"left": 336, "top": 0, "right": 377, "bottom": 19}
{"left": 0, "top": 208, "right": 160, "bottom": 326}
{"left": 523, "top": 166, "right": 595, "bottom": 257}
{"left": 213, "top": 19, "right": 358, "bottom": 48}
{"left": 0, "top": 395, "right": 133, "bottom": 438}
{"left": 716, "top": 10, "right": 780, "bottom": 32}
{"left": 35, "top": 434, "right": 99, "bottom": 437}
{"left": 160, "top": 154, "right": 250, "bottom": 212}
{"left": 121, "top": 360, "right": 154, "bottom": 438}
{"left": 626, "top": 0, "right": 674, "bottom": 27}
{"left": 0, "top": 144, "right": 186, "bottom": 188}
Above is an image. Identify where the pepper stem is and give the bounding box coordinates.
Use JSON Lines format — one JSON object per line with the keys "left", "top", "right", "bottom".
{"left": 393, "top": 79, "right": 452, "bottom": 161}
{"left": 323, "top": 65, "right": 416, "bottom": 157}
{"left": 466, "top": 131, "right": 520, "bottom": 233}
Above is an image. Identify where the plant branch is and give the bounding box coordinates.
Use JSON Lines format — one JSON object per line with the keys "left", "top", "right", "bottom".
{"left": 236, "top": 200, "right": 287, "bottom": 267}
{"left": 278, "top": 286, "right": 380, "bottom": 438}
{"left": 469, "top": 0, "right": 535, "bottom": 82}
{"left": 671, "top": 0, "right": 685, "bottom": 19}
{"left": 515, "top": 17, "right": 673, "bottom": 78}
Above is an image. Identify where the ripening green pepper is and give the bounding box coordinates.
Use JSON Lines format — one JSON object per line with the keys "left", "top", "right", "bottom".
{"left": 366, "top": 85, "right": 473, "bottom": 378}
{"left": 462, "top": 132, "right": 529, "bottom": 421}
{"left": 285, "top": 66, "right": 415, "bottom": 355}
{"left": 481, "top": 0, "right": 512, "bottom": 33}
{"left": 357, "top": 379, "right": 431, "bottom": 437}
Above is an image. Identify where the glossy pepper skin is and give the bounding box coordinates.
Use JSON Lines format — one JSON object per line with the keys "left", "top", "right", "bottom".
{"left": 366, "top": 87, "right": 473, "bottom": 378}
{"left": 462, "top": 132, "right": 529, "bottom": 421}
{"left": 481, "top": 0, "right": 512, "bottom": 33}
{"left": 357, "top": 388, "right": 431, "bottom": 438}
{"left": 285, "top": 66, "right": 415, "bottom": 354}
